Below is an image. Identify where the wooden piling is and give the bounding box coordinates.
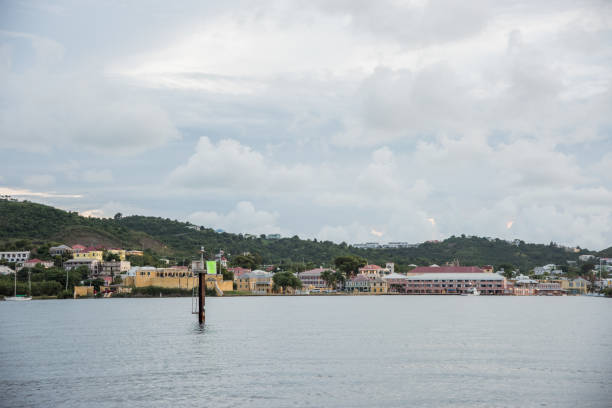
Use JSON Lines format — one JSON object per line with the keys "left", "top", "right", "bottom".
{"left": 198, "top": 271, "right": 205, "bottom": 325}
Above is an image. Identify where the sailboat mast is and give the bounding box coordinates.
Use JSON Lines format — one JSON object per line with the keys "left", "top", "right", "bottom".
{"left": 14, "top": 269, "right": 17, "bottom": 297}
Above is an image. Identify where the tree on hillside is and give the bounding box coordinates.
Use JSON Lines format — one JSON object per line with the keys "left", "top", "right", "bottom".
{"left": 581, "top": 263, "right": 595, "bottom": 275}
{"left": 231, "top": 253, "right": 262, "bottom": 270}
{"left": 496, "top": 264, "right": 515, "bottom": 279}
{"left": 221, "top": 266, "right": 234, "bottom": 281}
{"left": 114, "top": 213, "right": 123, "bottom": 220}
{"left": 104, "top": 252, "right": 121, "bottom": 262}
{"left": 272, "top": 272, "right": 302, "bottom": 292}
{"left": 334, "top": 256, "right": 367, "bottom": 278}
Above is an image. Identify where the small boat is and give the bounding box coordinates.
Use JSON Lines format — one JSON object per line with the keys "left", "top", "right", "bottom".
{"left": 5, "top": 269, "right": 32, "bottom": 301}
{"left": 5, "top": 295, "right": 32, "bottom": 301}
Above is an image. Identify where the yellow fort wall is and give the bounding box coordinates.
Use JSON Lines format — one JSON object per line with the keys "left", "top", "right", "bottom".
{"left": 73, "top": 286, "right": 94, "bottom": 298}
{"left": 125, "top": 272, "right": 232, "bottom": 292}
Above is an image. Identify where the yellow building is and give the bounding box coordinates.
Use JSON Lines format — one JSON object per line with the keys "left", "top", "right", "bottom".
{"left": 345, "top": 275, "right": 388, "bottom": 294}
{"left": 108, "top": 249, "right": 127, "bottom": 260}
{"left": 236, "top": 270, "right": 274, "bottom": 294}
{"left": 126, "top": 250, "right": 144, "bottom": 256}
{"left": 552, "top": 278, "right": 588, "bottom": 295}
{"left": 73, "top": 251, "right": 104, "bottom": 261}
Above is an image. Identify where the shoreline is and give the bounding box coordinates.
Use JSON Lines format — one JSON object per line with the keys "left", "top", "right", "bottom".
{"left": 3, "top": 293, "right": 609, "bottom": 300}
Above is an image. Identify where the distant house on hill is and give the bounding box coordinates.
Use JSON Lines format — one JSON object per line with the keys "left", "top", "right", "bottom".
{"left": 23, "top": 258, "right": 54, "bottom": 269}
{"left": 71, "top": 244, "right": 86, "bottom": 253}
{"left": 50, "top": 245, "right": 73, "bottom": 256}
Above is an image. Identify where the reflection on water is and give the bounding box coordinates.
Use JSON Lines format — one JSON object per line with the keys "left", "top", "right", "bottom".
{"left": 1, "top": 296, "right": 611, "bottom": 407}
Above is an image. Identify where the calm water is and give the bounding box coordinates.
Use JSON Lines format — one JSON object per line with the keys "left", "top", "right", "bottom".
{"left": 1, "top": 296, "right": 611, "bottom": 407}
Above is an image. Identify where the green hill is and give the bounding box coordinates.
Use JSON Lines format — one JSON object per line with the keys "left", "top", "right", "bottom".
{"left": 598, "top": 246, "right": 612, "bottom": 258}
{"left": 0, "top": 199, "right": 603, "bottom": 271}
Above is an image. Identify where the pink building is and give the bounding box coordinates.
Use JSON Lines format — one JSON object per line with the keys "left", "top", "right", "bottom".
{"left": 298, "top": 268, "right": 333, "bottom": 289}
{"left": 408, "top": 266, "right": 485, "bottom": 275}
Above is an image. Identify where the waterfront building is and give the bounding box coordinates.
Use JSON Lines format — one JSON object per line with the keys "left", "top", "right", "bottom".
{"left": 49, "top": 245, "right": 73, "bottom": 256}
{"left": 382, "top": 273, "right": 408, "bottom": 293}
{"left": 535, "top": 282, "right": 564, "bottom": 295}
{"left": 0, "top": 251, "right": 30, "bottom": 264}
{"left": 404, "top": 273, "right": 505, "bottom": 295}
{"left": 297, "top": 268, "right": 333, "bottom": 290}
{"left": 546, "top": 278, "right": 588, "bottom": 295}
{"left": 407, "top": 266, "right": 485, "bottom": 276}
{"left": 236, "top": 270, "right": 274, "bottom": 294}
{"left": 345, "top": 274, "right": 388, "bottom": 294}
{"left": 358, "top": 264, "right": 392, "bottom": 279}
{"left": 22, "top": 258, "right": 54, "bottom": 269}
{"left": 512, "top": 275, "right": 538, "bottom": 295}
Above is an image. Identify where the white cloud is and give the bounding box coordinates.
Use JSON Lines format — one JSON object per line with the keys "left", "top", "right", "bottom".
{"left": 0, "top": 31, "right": 180, "bottom": 154}
{"left": 0, "top": 186, "right": 81, "bottom": 199}
{"left": 167, "top": 136, "right": 315, "bottom": 194}
{"left": 76, "top": 201, "right": 146, "bottom": 219}
{"left": 189, "top": 201, "right": 280, "bottom": 235}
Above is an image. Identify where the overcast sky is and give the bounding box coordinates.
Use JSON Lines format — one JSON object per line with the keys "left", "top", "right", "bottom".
{"left": 1, "top": 0, "right": 611, "bottom": 249}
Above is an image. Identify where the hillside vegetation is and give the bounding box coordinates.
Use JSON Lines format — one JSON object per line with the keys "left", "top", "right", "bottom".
{"left": 0, "top": 199, "right": 602, "bottom": 271}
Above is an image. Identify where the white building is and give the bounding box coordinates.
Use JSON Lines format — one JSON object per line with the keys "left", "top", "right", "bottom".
{"left": 0, "top": 251, "right": 30, "bottom": 264}
{"left": 578, "top": 254, "right": 596, "bottom": 262}
{"left": 353, "top": 242, "right": 381, "bottom": 249}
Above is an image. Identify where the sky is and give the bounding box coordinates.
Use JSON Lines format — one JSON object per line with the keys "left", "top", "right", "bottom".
{"left": 1, "top": 0, "right": 611, "bottom": 250}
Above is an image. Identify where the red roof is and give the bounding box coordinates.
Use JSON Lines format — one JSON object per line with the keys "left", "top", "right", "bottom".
{"left": 410, "top": 266, "right": 485, "bottom": 274}
{"left": 228, "top": 267, "right": 250, "bottom": 272}
{"left": 360, "top": 264, "right": 383, "bottom": 270}
{"left": 72, "top": 245, "right": 86, "bottom": 250}
{"left": 85, "top": 246, "right": 104, "bottom": 252}
{"left": 227, "top": 267, "right": 251, "bottom": 277}
{"left": 26, "top": 258, "right": 44, "bottom": 263}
